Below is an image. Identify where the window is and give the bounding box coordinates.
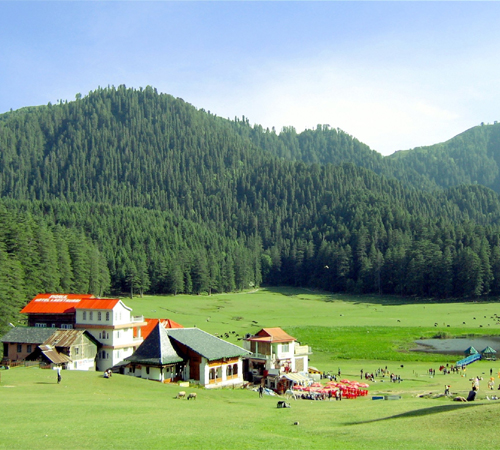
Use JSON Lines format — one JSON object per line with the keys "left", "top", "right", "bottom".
{"left": 117, "top": 350, "right": 120, "bottom": 359}
{"left": 61, "top": 324, "right": 73, "bottom": 329}
{"left": 117, "top": 331, "right": 120, "bottom": 339}
{"left": 282, "top": 343, "right": 289, "bottom": 352}
{"left": 90, "top": 311, "right": 93, "bottom": 321}
{"left": 83, "top": 311, "right": 87, "bottom": 321}
{"left": 233, "top": 363, "right": 238, "bottom": 375}
{"left": 17, "top": 344, "right": 22, "bottom": 352}
{"left": 98, "top": 312, "right": 102, "bottom": 321}
{"left": 27, "top": 344, "right": 32, "bottom": 353}
{"left": 35, "top": 323, "right": 47, "bottom": 328}
{"left": 106, "top": 312, "right": 110, "bottom": 321}
{"left": 146, "top": 366, "right": 150, "bottom": 375}
{"left": 74, "top": 347, "right": 79, "bottom": 355}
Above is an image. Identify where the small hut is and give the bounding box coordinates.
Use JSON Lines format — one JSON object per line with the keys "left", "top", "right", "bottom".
{"left": 481, "top": 346, "right": 497, "bottom": 361}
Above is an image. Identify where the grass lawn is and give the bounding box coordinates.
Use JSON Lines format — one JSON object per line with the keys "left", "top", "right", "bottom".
{"left": 3, "top": 288, "right": 500, "bottom": 449}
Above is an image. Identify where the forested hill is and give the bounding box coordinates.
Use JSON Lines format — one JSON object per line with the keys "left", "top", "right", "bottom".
{"left": 388, "top": 122, "right": 500, "bottom": 191}
{"left": 3, "top": 85, "right": 500, "bottom": 334}
{"left": 231, "top": 120, "right": 500, "bottom": 193}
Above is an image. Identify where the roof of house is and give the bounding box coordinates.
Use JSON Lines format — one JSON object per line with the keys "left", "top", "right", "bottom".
{"left": 38, "top": 345, "right": 73, "bottom": 365}
{"left": 20, "top": 294, "right": 130, "bottom": 315}
{"left": 1, "top": 327, "right": 58, "bottom": 344}
{"left": 43, "top": 329, "right": 90, "bottom": 348}
{"left": 124, "top": 323, "right": 183, "bottom": 366}
{"left": 482, "top": 346, "right": 497, "bottom": 354}
{"left": 141, "top": 318, "right": 184, "bottom": 340}
{"left": 245, "top": 327, "right": 296, "bottom": 343}
{"left": 75, "top": 299, "right": 122, "bottom": 311}
{"left": 167, "top": 328, "right": 250, "bottom": 361}
{"left": 20, "top": 294, "right": 95, "bottom": 314}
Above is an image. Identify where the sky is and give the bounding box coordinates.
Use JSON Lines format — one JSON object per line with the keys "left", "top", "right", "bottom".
{"left": 1, "top": 1, "right": 500, "bottom": 156}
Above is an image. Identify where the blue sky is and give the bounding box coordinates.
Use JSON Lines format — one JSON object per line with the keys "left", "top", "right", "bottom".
{"left": 1, "top": 2, "right": 500, "bottom": 155}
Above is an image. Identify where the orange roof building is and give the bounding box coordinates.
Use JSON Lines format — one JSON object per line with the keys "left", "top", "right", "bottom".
{"left": 243, "top": 327, "right": 310, "bottom": 384}
{"left": 20, "top": 293, "right": 147, "bottom": 371}
{"left": 140, "top": 318, "right": 184, "bottom": 340}
{"left": 21, "top": 294, "right": 96, "bottom": 328}
{"left": 21, "top": 294, "right": 95, "bottom": 315}
{"left": 245, "top": 327, "right": 297, "bottom": 343}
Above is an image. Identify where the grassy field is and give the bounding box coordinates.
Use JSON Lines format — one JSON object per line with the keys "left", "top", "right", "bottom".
{"left": 3, "top": 288, "right": 500, "bottom": 449}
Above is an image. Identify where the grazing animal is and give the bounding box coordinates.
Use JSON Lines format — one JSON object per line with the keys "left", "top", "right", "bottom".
{"left": 293, "top": 422, "right": 299, "bottom": 426}
{"left": 187, "top": 393, "right": 197, "bottom": 400}
{"left": 177, "top": 391, "right": 186, "bottom": 399}
{"left": 277, "top": 401, "right": 291, "bottom": 408}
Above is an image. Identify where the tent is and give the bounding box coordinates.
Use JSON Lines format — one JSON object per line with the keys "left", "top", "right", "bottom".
{"left": 464, "top": 346, "right": 478, "bottom": 355}
{"left": 481, "top": 346, "right": 497, "bottom": 360}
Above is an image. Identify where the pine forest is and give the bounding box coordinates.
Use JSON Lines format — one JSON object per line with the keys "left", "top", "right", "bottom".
{"left": 2, "top": 85, "right": 500, "bottom": 332}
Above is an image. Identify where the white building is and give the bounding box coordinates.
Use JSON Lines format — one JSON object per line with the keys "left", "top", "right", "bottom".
{"left": 74, "top": 299, "right": 146, "bottom": 371}
{"left": 243, "top": 327, "right": 311, "bottom": 378}
{"left": 123, "top": 325, "right": 250, "bottom": 388}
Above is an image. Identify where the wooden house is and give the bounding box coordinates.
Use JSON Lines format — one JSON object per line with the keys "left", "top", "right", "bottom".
{"left": 1, "top": 327, "right": 98, "bottom": 370}
{"left": 1, "top": 327, "right": 58, "bottom": 363}
{"left": 30, "top": 329, "right": 99, "bottom": 370}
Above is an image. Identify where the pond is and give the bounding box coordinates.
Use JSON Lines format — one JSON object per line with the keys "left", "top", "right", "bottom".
{"left": 413, "top": 336, "right": 500, "bottom": 355}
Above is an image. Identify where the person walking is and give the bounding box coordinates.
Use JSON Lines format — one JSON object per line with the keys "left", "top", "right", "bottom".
{"left": 56, "top": 365, "right": 62, "bottom": 384}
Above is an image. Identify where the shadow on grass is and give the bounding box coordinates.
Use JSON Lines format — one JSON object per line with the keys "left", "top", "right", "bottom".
{"left": 345, "top": 402, "right": 493, "bottom": 425}
{"left": 35, "top": 382, "right": 57, "bottom": 385}
{"left": 263, "top": 286, "right": 500, "bottom": 306}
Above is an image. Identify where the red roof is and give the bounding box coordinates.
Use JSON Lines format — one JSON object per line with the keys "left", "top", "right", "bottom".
{"left": 20, "top": 294, "right": 95, "bottom": 314}
{"left": 246, "top": 327, "right": 296, "bottom": 343}
{"left": 75, "top": 299, "right": 121, "bottom": 310}
{"left": 141, "top": 318, "right": 184, "bottom": 339}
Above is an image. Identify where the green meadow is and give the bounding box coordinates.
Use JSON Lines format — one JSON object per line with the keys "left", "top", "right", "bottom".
{"left": 2, "top": 288, "right": 500, "bottom": 449}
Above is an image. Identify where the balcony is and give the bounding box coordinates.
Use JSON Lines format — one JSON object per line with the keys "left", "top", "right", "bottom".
{"left": 295, "top": 345, "right": 312, "bottom": 356}
{"left": 131, "top": 315, "right": 144, "bottom": 323}
{"left": 248, "top": 352, "right": 275, "bottom": 361}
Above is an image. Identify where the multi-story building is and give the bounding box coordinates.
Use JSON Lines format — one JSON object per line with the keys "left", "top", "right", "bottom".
{"left": 74, "top": 298, "right": 146, "bottom": 371}
{"left": 18, "top": 294, "right": 146, "bottom": 371}
{"left": 243, "top": 327, "right": 311, "bottom": 380}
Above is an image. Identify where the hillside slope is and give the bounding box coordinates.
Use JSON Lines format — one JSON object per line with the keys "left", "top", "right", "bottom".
{"left": 2, "top": 86, "right": 500, "bottom": 306}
